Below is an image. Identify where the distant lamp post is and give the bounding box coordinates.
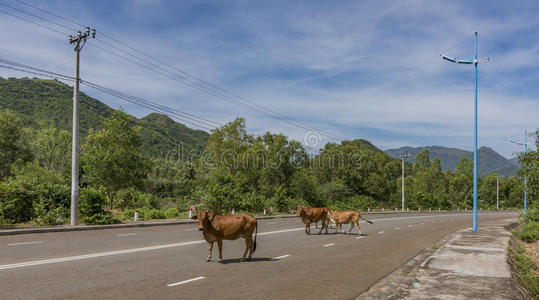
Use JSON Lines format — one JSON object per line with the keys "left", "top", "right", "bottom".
{"left": 440, "top": 32, "right": 489, "bottom": 231}
{"left": 400, "top": 153, "right": 411, "bottom": 212}
{"left": 509, "top": 130, "right": 530, "bottom": 215}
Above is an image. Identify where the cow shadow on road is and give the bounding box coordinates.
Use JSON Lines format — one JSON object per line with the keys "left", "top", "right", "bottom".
{"left": 219, "top": 257, "right": 274, "bottom": 264}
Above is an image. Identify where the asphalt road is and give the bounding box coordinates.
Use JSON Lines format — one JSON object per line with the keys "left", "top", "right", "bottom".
{"left": 0, "top": 211, "right": 517, "bottom": 300}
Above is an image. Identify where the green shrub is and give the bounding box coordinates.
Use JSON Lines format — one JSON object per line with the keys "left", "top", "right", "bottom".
{"left": 241, "top": 192, "right": 266, "bottom": 212}
{"left": 0, "top": 180, "right": 36, "bottom": 224}
{"left": 122, "top": 208, "right": 135, "bottom": 220}
{"left": 330, "top": 195, "right": 376, "bottom": 211}
{"left": 516, "top": 222, "right": 539, "bottom": 243}
{"left": 79, "top": 187, "right": 118, "bottom": 225}
{"left": 114, "top": 187, "right": 159, "bottom": 209}
{"left": 164, "top": 207, "right": 179, "bottom": 219}
{"left": 524, "top": 208, "right": 539, "bottom": 223}
{"left": 139, "top": 207, "right": 165, "bottom": 219}
{"left": 32, "top": 184, "right": 70, "bottom": 225}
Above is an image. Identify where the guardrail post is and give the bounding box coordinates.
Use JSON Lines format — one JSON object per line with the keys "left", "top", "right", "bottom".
{"left": 134, "top": 209, "right": 139, "bottom": 221}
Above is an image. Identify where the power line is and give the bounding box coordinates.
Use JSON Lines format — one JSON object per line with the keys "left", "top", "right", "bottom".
{"left": 1, "top": 2, "right": 346, "bottom": 141}
{"left": 0, "top": 59, "right": 219, "bottom": 131}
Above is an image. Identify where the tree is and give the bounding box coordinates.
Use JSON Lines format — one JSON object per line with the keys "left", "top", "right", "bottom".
{"left": 0, "top": 109, "right": 32, "bottom": 178}
{"left": 28, "top": 121, "right": 71, "bottom": 177}
{"left": 518, "top": 129, "right": 538, "bottom": 205}
{"left": 81, "top": 110, "right": 150, "bottom": 200}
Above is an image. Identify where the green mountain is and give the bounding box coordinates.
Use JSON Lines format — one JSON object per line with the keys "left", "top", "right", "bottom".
{"left": 0, "top": 77, "right": 210, "bottom": 157}
{"left": 385, "top": 145, "right": 519, "bottom": 176}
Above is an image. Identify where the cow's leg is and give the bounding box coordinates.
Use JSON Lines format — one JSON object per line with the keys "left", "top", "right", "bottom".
{"left": 207, "top": 241, "right": 214, "bottom": 262}
{"left": 357, "top": 221, "right": 362, "bottom": 236}
{"left": 241, "top": 238, "right": 250, "bottom": 261}
{"left": 217, "top": 239, "right": 223, "bottom": 263}
{"left": 348, "top": 223, "right": 354, "bottom": 235}
{"left": 315, "top": 221, "right": 318, "bottom": 228}
{"left": 335, "top": 222, "right": 339, "bottom": 234}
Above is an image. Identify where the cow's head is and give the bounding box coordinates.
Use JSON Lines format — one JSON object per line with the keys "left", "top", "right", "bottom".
{"left": 191, "top": 208, "right": 214, "bottom": 231}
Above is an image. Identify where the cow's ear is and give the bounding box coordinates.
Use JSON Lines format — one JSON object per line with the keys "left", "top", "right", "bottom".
{"left": 191, "top": 215, "right": 198, "bottom": 220}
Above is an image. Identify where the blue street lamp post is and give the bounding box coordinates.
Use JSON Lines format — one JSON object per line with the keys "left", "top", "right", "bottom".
{"left": 510, "top": 130, "right": 529, "bottom": 215}
{"left": 441, "top": 32, "right": 489, "bottom": 231}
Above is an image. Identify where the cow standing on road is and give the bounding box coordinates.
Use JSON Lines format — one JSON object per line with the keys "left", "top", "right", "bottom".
{"left": 328, "top": 209, "right": 373, "bottom": 235}
{"left": 297, "top": 206, "right": 330, "bottom": 235}
{"left": 192, "top": 209, "right": 257, "bottom": 263}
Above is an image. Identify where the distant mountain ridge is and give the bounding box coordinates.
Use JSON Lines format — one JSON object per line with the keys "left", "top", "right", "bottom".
{"left": 0, "top": 77, "right": 210, "bottom": 158}
{"left": 385, "top": 145, "right": 519, "bottom": 176}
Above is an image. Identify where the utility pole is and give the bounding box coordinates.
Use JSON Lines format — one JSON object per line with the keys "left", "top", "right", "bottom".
{"left": 69, "top": 27, "right": 95, "bottom": 225}
{"left": 496, "top": 175, "right": 500, "bottom": 210}
{"left": 400, "top": 153, "right": 410, "bottom": 212}
{"left": 509, "top": 130, "right": 530, "bottom": 215}
{"left": 441, "top": 32, "right": 489, "bottom": 231}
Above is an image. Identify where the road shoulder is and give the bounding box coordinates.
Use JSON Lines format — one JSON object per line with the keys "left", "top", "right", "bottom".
{"left": 357, "top": 217, "right": 527, "bottom": 300}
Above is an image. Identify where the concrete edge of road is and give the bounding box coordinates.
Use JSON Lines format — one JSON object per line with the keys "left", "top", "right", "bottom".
{"left": 356, "top": 217, "right": 524, "bottom": 299}
{"left": 354, "top": 228, "right": 455, "bottom": 299}
{"left": 0, "top": 214, "right": 298, "bottom": 236}
{"left": 0, "top": 210, "right": 517, "bottom": 236}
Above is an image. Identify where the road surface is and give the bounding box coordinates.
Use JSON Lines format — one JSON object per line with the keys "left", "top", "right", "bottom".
{"left": 0, "top": 211, "right": 517, "bottom": 299}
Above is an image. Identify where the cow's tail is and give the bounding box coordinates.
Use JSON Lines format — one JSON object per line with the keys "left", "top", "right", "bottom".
{"left": 357, "top": 211, "right": 373, "bottom": 224}
{"left": 252, "top": 220, "right": 258, "bottom": 253}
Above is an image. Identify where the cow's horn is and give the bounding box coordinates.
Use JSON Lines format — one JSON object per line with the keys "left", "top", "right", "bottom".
{"left": 206, "top": 208, "right": 210, "bottom": 213}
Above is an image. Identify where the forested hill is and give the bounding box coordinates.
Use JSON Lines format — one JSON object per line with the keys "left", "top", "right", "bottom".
{"left": 0, "top": 77, "right": 210, "bottom": 157}
{"left": 385, "top": 145, "right": 519, "bottom": 176}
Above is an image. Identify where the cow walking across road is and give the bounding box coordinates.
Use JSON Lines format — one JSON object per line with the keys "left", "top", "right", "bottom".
{"left": 328, "top": 209, "right": 373, "bottom": 235}
{"left": 297, "top": 206, "right": 330, "bottom": 235}
{"left": 192, "top": 208, "right": 257, "bottom": 263}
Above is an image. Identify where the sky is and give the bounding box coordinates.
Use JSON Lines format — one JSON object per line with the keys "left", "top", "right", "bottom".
{"left": 0, "top": 0, "right": 537, "bottom": 158}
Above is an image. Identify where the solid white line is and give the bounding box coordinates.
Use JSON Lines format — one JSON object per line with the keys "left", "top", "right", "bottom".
{"left": 184, "top": 228, "right": 198, "bottom": 231}
{"left": 258, "top": 228, "right": 304, "bottom": 236}
{"left": 378, "top": 231, "right": 384, "bottom": 234}
{"left": 271, "top": 254, "right": 290, "bottom": 260}
{"left": 167, "top": 276, "right": 205, "bottom": 287}
{"left": 356, "top": 236, "right": 365, "bottom": 239}
{"left": 116, "top": 233, "right": 136, "bottom": 237}
{"left": 7, "top": 241, "right": 42, "bottom": 246}
{"left": 323, "top": 243, "right": 335, "bottom": 247}
{"left": 267, "top": 222, "right": 276, "bottom": 224}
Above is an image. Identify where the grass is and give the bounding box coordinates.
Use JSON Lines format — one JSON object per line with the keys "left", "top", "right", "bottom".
{"left": 508, "top": 240, "right": 539, "bottom": 298}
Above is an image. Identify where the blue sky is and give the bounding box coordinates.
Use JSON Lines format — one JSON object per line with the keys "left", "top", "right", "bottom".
{"left": 0, "top": 0, "right": 537, "bottom": 158}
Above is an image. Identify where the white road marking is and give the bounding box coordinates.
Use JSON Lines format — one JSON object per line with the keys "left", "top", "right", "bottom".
{"left": 356, "top": 236, "right": 365, "bottom": 239}
{"left": 184, "top": 228, "right": 198, "bottom": 231}
{"left": 167, "top": 276, "right": 205, "bottom": 287}
{"left": 267, "top": 222, "right": 276, "bottom": 224}
{"left": 394, "top": 227, "right": 400, "bottom": 230}
{"left": 271, "top": 254, "right": 290, "bottom": 260}
{"left": 258, "top": 228, "right": 304, "bottom": 236}
{"left": 116, "top": 233, "right": 136, "bottom": 237}
{"left": 408, "top": 225, "right": 413, "bottom": 227}
{"left": 378, "top": 231, "right": 385, "bottom": 234}
{"left": 323, "top": 243, "right": 335, "bottom": 247}
{"left": 7, "top": 241, "right": 42, "bottom": 246}
{"left": 420, "top": 223, "right": 424, "bottom": 225}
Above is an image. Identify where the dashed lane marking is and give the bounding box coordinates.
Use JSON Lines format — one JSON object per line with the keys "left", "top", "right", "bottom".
{"left": 7, "top": 241, "right": 42, "bottom": 246}
{"left": 271, "top": 254, "right": 290, "bottom": 260}
{"left": 116, "top": 233, "right": 136, "bottom": 237}
{"left": 167, "top": 276, "right": 205, "bottom": 287}
{"left": 323, "top": 243, "right": 335, "bottom": 247}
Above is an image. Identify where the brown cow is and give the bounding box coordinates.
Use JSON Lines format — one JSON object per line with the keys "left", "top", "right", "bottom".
{"left": 297, "top": 206, "right": 329, "bottom": 235}
{"left": 192, "top": 209, "right": 257, "bottom": 263}
{"left": 328, "top": 209, "right": 373, "bottom": 235}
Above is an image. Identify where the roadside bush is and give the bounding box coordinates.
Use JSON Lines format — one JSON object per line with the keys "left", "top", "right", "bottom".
{"left": 0, "top": 180, "right": 36, "bottom": 224}
{"left": 32, "top": 184, "right": 70, "bottom": 225}
{"left": 524, "top": 208, "right": 539, "bottom": 223}
{"left": 330, "top": 195, "right": 376, "bottom": 211}
{"left": 139, "top": 207, "right": 165, "bottom": 219}
{"left": 114, "top": 187, "right": 159, "bottom": 209}
{"left": 195, "top": 181, "right": 241, "bottom": 214}
{"left": 79, "top": 187, "right": 118, "bottom": 225}
{"left": 240, "top": 192, "right": 265, "bottom": 212}
{"left": 164, "top": 207, "right": 179, "bottom": 219}
{"left": 516, "top": 222, "right": 539, "bottom": 243}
